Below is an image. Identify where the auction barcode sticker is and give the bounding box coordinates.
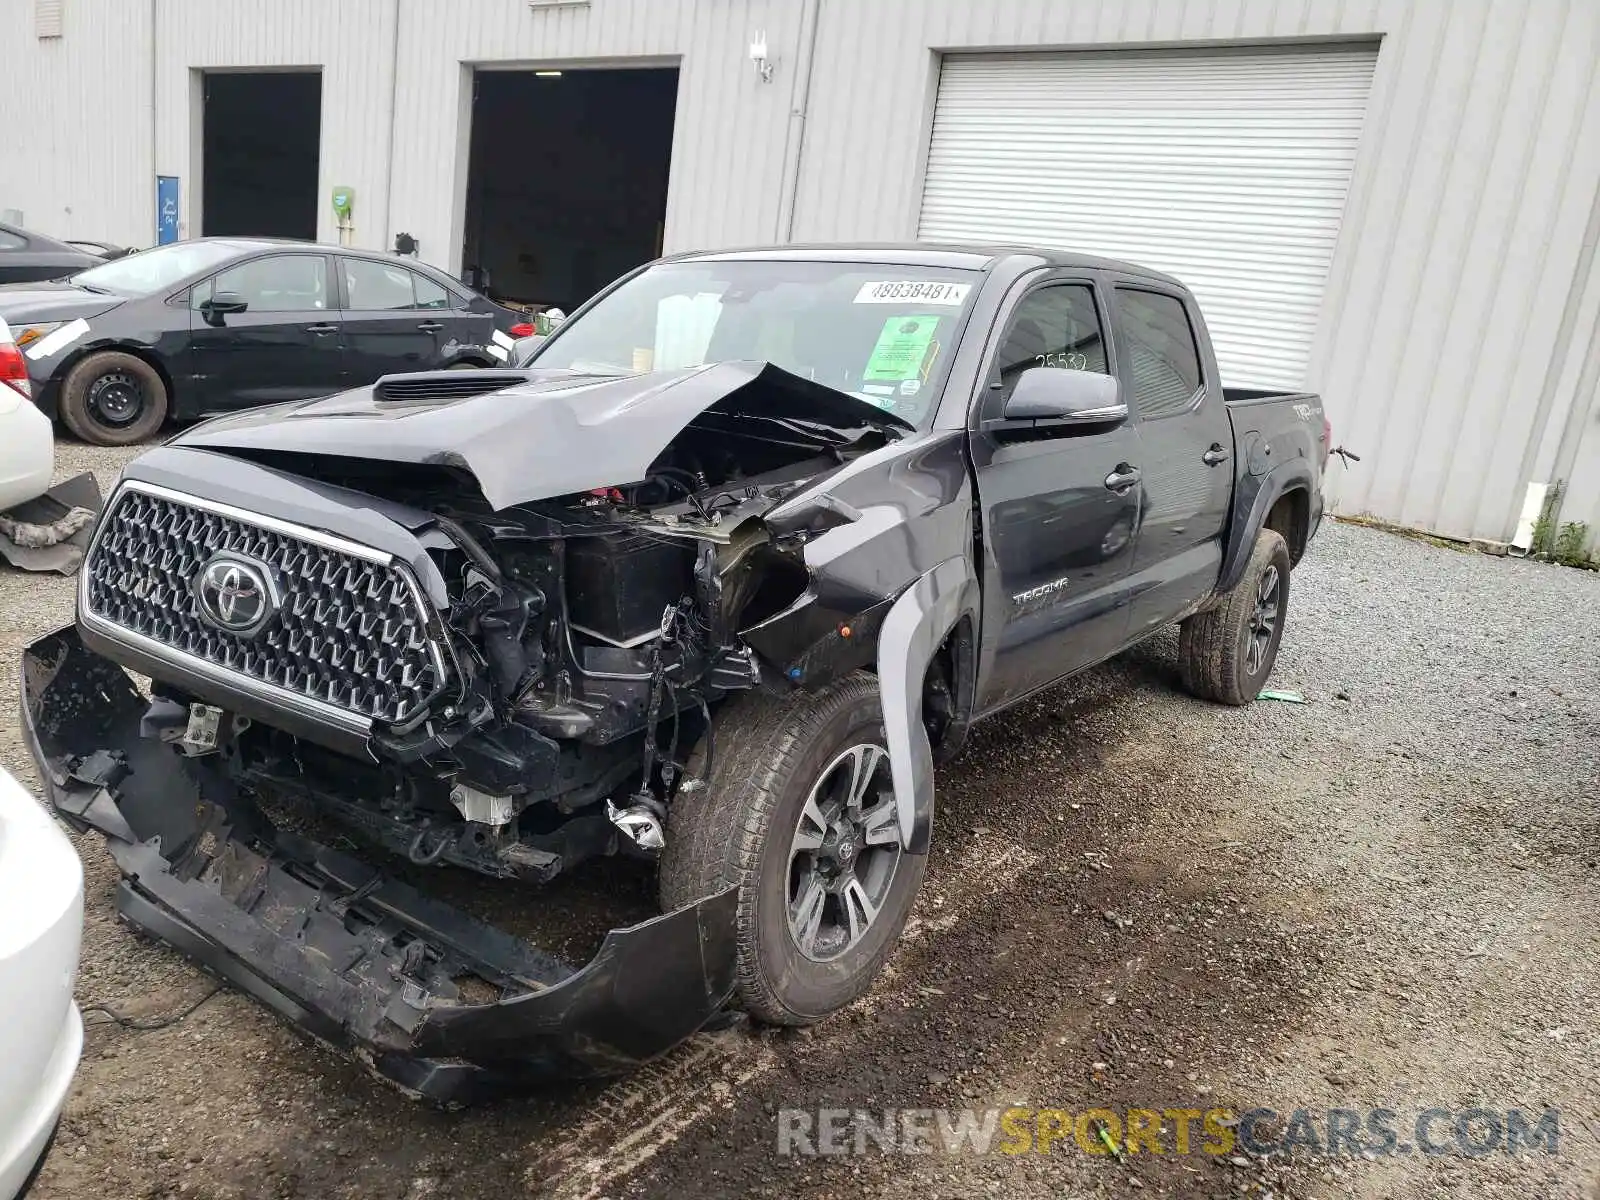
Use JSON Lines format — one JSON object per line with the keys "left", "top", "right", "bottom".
{"left": 853, "top": 280, "right": 971, "bottom": 306}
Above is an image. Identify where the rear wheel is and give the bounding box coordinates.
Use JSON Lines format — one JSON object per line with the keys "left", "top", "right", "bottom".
{"left": 1178, "top": 529, "right": 1291, "bottom": 705}
{"left": 661, "top": 672, "right": 926, "bottom": 1025}
{"left": 59, "top": 350, "right": 168, "bottom": 445}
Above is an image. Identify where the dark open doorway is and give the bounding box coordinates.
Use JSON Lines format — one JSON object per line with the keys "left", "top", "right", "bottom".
{"left": 202, "top": 72, "right": 322, "bottom": 240}
{"left": 462, "top": 67, "right": 678, "bottom": 311}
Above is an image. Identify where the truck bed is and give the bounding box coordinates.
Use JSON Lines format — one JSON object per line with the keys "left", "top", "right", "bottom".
{"left": 1223, "top": 386, "right": 1319, "bottom": 408}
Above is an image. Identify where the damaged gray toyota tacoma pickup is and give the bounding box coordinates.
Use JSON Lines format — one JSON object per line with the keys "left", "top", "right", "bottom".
{"left": 22, "top": 245, "right": 1329, "bottom": 1102}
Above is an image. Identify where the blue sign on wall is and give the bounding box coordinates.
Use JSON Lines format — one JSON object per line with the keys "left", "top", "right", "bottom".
{"left": 156, "top": 176, "right": 180, "bottom": 244}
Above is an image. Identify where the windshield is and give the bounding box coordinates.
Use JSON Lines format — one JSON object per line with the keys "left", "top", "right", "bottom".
{"left": 532, "top": 260, "right": 983, "bottom": 425}
{"left": 70, "top": 241, "right": 242, "bottom": 296}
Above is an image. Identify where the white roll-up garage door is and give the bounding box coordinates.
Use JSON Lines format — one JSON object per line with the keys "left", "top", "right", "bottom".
{"left": 918, "top": 46, "right": 1377, "bottom": 388}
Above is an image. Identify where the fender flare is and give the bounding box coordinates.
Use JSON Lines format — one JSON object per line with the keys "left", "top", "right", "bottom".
{"left": 1218, "top": 461, "right": 1314, "bottom": 595}
{"left": 874, "top": 555, "right": 980, "bottom": 855}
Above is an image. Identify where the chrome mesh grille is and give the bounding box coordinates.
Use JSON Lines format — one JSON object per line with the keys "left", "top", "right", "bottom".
{"left": 83, "top": 486, "right": 446, "bottom": 724}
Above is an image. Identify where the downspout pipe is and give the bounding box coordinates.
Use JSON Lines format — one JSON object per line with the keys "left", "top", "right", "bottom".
{"left": 150, "top": 0, "right": 158, "bottom": 241}
{"left": 381, "top": 0, "right": 402, "bottom": 252}
{"left": 774, "top": 0, "right": 822, "bottom": 243}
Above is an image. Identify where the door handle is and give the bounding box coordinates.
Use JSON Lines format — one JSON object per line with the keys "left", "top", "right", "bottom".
{"left": 307, "top": 324, "right": 337, "bottom": 335}
{"left": 1202, "top": 443, "right": 1230, "bottom": 466}
{"left": 416, "top": 321, "right": 444, "bottom": 332}
{"left": 1104, "top": 465, "right": 1141, "bottom": 493}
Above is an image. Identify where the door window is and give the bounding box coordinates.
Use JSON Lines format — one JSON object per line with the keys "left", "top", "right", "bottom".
{"left": 1115, "top": 289, "right": 1203, "bottom": 419}
{"left": 0, "top": 229, "right": 26, "bottom": 250}
{"left": 343, "top": 258, "right": 422, "bottom": 311}
{"left": 191, "top": 255, "right": 329, "bottom": 312}
{"left": 413, "top": 273, "right": 451, "bottom": 310}
{"left": 993, "top": 284, "right": 1110, "bottom": 404}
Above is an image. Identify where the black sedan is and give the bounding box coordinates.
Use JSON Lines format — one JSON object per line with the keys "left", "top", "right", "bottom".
{"left": 0, "top": 221, "right": 105, "bottom": 284}
{"left": 0, "top": 238, "right": 529, "bottom": 445}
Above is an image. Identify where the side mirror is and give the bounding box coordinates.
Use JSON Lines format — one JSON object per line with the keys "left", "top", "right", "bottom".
{"left": 202, "top": 291, "right": 248, "bottom": 324}
{"left": 1003, "top": 367, "right": 1126, "bottom": 427}
{"left": 509, "top": 333, "right": 546, "bottom": 367}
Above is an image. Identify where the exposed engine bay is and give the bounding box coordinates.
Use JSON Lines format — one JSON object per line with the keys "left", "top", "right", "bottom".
{"left": 107, "top": 365, "right": 905, "bottom": 886}
{"left": 24, "top": 355, "right": 972, "bottom": 1098}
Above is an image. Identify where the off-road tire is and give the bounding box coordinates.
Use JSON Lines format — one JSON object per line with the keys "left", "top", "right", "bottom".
{"left": 59, "top": 350, "right": 169, "bottom": 445}
{"left": 1178, "top": 529, "right": 1292, "bottom": 706}
{"left": 660, "top": 672, "right": 927, "bottom": 1026}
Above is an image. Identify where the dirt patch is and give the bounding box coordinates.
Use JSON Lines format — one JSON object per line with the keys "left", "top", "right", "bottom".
{"left": 611, "top": 652, "right": 1331, "bottom": 1200}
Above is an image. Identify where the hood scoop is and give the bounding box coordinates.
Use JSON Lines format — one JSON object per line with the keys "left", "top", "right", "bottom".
{"left": 373, "top": 370, "right": 530, "bottom": 405}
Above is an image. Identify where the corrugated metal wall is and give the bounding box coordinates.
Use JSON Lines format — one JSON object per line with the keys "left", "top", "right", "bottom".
{"left": 137, "top": 0, "right": 805, "bottom": 263}
{"left": 385, "top": 0, "right": 806, "bottom": 266}
{"left": 1316, "top": 0, "right": 1600, "bottom": 546}
{"left": 790, "top": 0, "right": 1600, "bottom": 546}
{"left": 149, "top": 0, "right": 401, "bottom": 247}
{"left": 0, "top": 0, "right": 151, "bottom": 245}
{"left": 3, "top": 0, "right": 1598, "bottom": 547}
{"left": 1541, "top": 192, "right": 1600, "bottom": 555}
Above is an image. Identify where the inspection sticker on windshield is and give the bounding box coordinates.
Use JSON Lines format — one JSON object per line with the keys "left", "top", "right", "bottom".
{"left": 863, "top": 314, "right": 940, "bottom": 384}
{"left": 854, "top": 280, "right": 970, "bottom": 306}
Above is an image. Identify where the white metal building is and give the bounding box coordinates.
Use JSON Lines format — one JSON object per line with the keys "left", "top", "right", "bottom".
{"left": 5, "top": 0, "right": 1599, "bottom": 550}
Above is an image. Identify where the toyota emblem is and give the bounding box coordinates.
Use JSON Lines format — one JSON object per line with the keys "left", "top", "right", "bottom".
{"left": 194, "top": 554, "right": 277, "bottom": 636}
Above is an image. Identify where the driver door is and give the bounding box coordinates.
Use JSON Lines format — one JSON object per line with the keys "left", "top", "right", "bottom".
{"left": 970, "top": 276, "right": 1146, "bottom": 711}
{"left": 183, "top": 252, "right": 345, "bottom": 411}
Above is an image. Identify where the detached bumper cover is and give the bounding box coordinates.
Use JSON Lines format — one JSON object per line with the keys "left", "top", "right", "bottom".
{"left": 21, "top": 625, "right": 738, "bottom": 1104}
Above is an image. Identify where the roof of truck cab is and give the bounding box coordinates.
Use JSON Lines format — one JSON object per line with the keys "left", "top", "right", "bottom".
{"left": 669, "top": 242, "right": 1185, "bottom": 288}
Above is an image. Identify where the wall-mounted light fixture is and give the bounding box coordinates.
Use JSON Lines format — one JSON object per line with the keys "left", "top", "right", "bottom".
{"left": 750, "top": 32, "right": 773, "bottom": 83}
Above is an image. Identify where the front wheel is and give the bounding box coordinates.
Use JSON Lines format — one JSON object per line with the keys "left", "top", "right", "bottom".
{"left": 660, "top": 672, "right": 927, "bottom": 1025}
{"left": 58, "top": 350, "right": 169, "bottom": 445}
{"left": 1178, "top": 529, "right": 1292, "bottom": 706}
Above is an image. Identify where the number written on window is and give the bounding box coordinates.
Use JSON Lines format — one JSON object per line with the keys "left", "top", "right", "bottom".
{"left": 993, "top": 284, "right": 1109, "bottom": 401}
{"left": 1036, "top": 350, "right": 1090, "bottom": 371}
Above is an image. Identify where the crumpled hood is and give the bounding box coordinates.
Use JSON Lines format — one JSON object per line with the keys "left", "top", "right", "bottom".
{"left": 0, "top": 281, "right": 123, "bottom": 323}
{"left": 172, "top": 361, "right": 913, "bottom": 510}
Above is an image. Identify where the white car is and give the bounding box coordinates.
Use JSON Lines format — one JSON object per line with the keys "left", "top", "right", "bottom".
{"left": 0, "top": 766, "right": 84, "bottom": 1199}
{"left": 0, "top": 317, "right": 55, "bottom": 512}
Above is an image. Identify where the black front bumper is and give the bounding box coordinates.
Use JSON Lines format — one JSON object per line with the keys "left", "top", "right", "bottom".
{"left": 21, "top": 625, "right": 739, "bottom": 1105}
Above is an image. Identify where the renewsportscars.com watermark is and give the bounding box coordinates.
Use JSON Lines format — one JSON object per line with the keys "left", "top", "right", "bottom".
{"left": 777, "top": 1107, "right": 1561, "bottom": 1159}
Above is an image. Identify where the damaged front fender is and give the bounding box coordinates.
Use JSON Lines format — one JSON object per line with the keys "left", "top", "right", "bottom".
{"left": 745, "top": 432, "right": 978, "bottom": 854}
{"left": 21, "top": 626, "right": 738, "bottom": 1104}
{"left": 876, "top": 557, "right": 979, "bottom": 854}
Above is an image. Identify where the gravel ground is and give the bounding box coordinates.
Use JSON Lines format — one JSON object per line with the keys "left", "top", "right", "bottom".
{"left": 4, "top": 440, "right": 1597, "bottom": 1200}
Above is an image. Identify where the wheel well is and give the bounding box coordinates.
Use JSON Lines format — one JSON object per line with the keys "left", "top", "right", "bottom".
{"left": 924, "top": 614, "right": 976, "bottom": 764}
{"left": 1265, "top": 488, "right": 1311, "bottom": 565}
{"left": 61, "top": 343, "right": 176, "bottom": 405}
